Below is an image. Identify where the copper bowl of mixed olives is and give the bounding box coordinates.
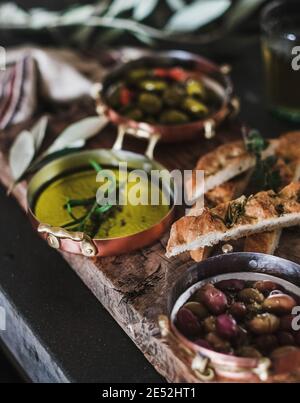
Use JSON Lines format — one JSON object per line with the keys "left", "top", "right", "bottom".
{"left": 93, "top": 50, "right": 237, "bottom": 145}
{"left": 159, "top": 253, "right": 300, "bottom": 383}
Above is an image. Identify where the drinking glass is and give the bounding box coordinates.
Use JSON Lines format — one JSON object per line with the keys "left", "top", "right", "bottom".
{"left": 261, "top": 0, "right": 300, "bottom": 121}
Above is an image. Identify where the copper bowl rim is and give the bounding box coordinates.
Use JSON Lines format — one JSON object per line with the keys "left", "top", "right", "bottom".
{"left": 97, "top": 50, "right": 235, "bottom": 141}
{"left": 26, "top": 148, "right": 175, "bottom": 256}
{"left": 169, "top": 253, "right": 300, "bottom": 369}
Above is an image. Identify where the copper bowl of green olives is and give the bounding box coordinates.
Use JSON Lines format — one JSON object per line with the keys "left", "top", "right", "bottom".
{"left": 93, "top": 51, "right": 238, "bottom": 145}
{"left": 159, "top": 253, "right": 300, "bottom": 383}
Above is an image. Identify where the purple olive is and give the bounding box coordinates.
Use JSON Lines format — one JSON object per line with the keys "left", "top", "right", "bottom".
{"left": 254, "top": 280, "right": 279, "bottom": 295}
{"left": 176, "top": 307, "right": 202, "bottom": 337}
{"left": 255, "top": 335, "right": 279, "bottom": 354}
{"left": 238, "top": 288, "right": 264, "bottom": 304}
{"left": 184, "top": 302, "right": 209, "bottom": 321}
{"left": 277, "top": 331, "right": 295, "bottom": 347}
{"left": 248, "top": 313, "right": 280, "bottom": 335}
{"left": 205, "top": 332, "right": 231, "bottom": 353}
{"left": 237, "top": 346, "right": 262, "bottom": 359}
{"left": 194, "top": 339, "right": 213, "bottom": 350}
{"left": 216, "top": 314, "right": 238, "bottom": 340}
{"left": 197, "top": 283, "right": 228, "bottom": 315}
{"left": 263, "top": 294, "right": 297, "bottom": 315}
{"left": 203, "top": 316, "right": 217, "bottom": 333}
{"left": 215, "top": 279, "right": 245, "bottom": 292}
{"left": 229, "top": 302, "right": 247, "bottom": 320}
{"left": 280, "top": 314, "right": 294, "bottom": 331}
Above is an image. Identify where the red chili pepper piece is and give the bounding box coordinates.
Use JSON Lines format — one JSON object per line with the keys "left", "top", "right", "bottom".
{"left": 120, "top": 87, "right": 132, "bottom": 106}
{"left": 153, "top": 68, "right": 169, "bottom": 78}
{"left": 169, "top": 67, "right": 189, "bottom": 81}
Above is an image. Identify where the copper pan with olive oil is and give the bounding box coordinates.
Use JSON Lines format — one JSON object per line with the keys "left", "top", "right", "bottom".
{"left": 27, "top": 149, "right": 175, "bottom": 257}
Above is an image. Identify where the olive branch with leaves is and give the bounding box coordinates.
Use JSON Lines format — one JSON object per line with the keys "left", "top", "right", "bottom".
{"left": 0, "top": 0, "right": 267, "bottom": 47}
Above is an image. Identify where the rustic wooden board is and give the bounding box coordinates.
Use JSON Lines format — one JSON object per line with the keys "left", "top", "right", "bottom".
{"left": 1, "top": 99, "right": 300, "bottom": 383}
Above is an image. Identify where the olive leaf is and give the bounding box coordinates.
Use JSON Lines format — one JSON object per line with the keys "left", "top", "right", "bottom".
{"left": 106, "top": 0, "right": 137, "bottom": 17}
{"left": 166, "top": 0, "right": 231, "bottom": 32}
{"left": 8, "top": 115, "right": 107, "bottom": 194}
{"left": 225, "top": 0, "right": 266, "bottom": 30}
{"left": 133, "top": 0, "right": 159, "bottom": 21}
{"left": 9, "top": 130, "right": 35, "bottom": 181}
{"left": 43, "top": 115, "right": 108, "bottom": 157}
{"left": 9, "top": 115, "right": 48, "bottom": 182}
{"left": 61, "top": 5, "right": 96, "bottom": 24}
{"left": 165, "top": 0, "right": 186, "bottom": 12}
{"left": 31, "top": 115, "right": 48, "bottom": 150}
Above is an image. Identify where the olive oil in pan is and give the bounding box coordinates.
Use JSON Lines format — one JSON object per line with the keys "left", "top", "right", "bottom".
{"left": 34, "top": 169, "right": 170, "bottom": 239}
{"left": 262, "top": 35, "right": 300, "bottom": 120}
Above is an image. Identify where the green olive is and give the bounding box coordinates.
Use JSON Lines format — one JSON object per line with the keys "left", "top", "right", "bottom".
{"left": 247, "top": 302, "right": 263, "bottom": 314}
{"left": 238, "top": 288, "right": 265, "bottom": 304}
{"left": 160, "top": 109, "right": 189, "bottom": 125}
{"left": 186, "top": 79, "right": 206, "bottom": 98}
{"left": 184, "top": 302, "right": 209, "bottom": 321}
{"left": 138, "top": 93, "right": 162, "bottom": 114}
{"left": 127, "top": 69, "right": 148, "bottom": 83}
{"left": 182, "top": 97, "right": 208, "bottom": 116}
{"left": 163, "top": 86, "right": 185, "bottom": 107}
{"left": 203, "top": 316, "right": 217, "bottom": 333}
{"left": 139, "top": 79, "right": 167, "bottom": 92}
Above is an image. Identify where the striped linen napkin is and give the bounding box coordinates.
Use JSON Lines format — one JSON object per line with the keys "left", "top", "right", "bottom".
{"left": 0, "top": 47, "right": 105, "bottom": 130}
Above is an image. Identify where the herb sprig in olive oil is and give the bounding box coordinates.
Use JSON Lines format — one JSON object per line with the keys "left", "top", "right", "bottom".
{"left": 62, "top": 160, "right": 117, "bottom": 238}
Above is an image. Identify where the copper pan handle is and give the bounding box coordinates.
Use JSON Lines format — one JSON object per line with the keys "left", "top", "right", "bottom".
{"left": 92, "top": 83, "right": 161, "bottom": 159}
{"left": 158, "top": 315, "right": 215, "bottom": 382}
{"left": 38, "top": 224, "right": 97, "bottom": 257}
{"left": 113, "top": 124, "right": 160, "bottom": 160}
{"left": 228, "top": 96, "right": 240, "bottom": 119}
{"left": 203, "top": 96, "right": 239, "bottom": 140}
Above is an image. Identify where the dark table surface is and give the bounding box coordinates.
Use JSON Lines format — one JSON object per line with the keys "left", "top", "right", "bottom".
{"left": 0, "top": 32, "right": 299, "bottom": 383}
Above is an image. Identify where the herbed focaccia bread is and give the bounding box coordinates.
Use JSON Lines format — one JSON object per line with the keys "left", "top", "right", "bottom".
{"left": 243, "top": 131, "right": 300, "bottom": 254}
{"left": 189, "top": 139, "right": 277, "bottom": 202}
{"left": 189, "top": 173, "right": 251, "bottom": 262}
{"left": 244, "top": 159, "right": 300, "bottom": 254}
{"left": 276, "top": 131, "right": 300, "bottom": 162}
{"left": 244, "top": 230, "right": 282, "bottom": 254}
{"left": 166, "top": 182, "right": 300, "bottom": 258}
{"left": 205, "top": 172, "right": 252, "bottom": 208}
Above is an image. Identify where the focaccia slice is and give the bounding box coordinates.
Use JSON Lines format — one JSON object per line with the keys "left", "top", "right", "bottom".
{"left": 244, "top": 132, "right": 300, "bottom": 254}
{"left": 190, "top": 173, "right": 251, "bottom": 262}
{"left": 166, "top": 182, "right": 300, "bottom": 258}
{"left": 189, "top": 139, "right": 277, "bottom": 202}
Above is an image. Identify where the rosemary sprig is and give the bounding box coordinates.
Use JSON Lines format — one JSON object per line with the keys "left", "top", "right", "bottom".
{"left": 244, "top": 129, "right": 268, "bottom": 156}
{"left": 212, "top": 195, "right": 249, "bottom": 228}
{"left": 224, "top": 195, "right": 248, "bottom": 228}
{"left": 62, "top": 160, "right": 117, "bottom": 237}
{"left": 244, "top": 129, "right": 282, "bottom": 192}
